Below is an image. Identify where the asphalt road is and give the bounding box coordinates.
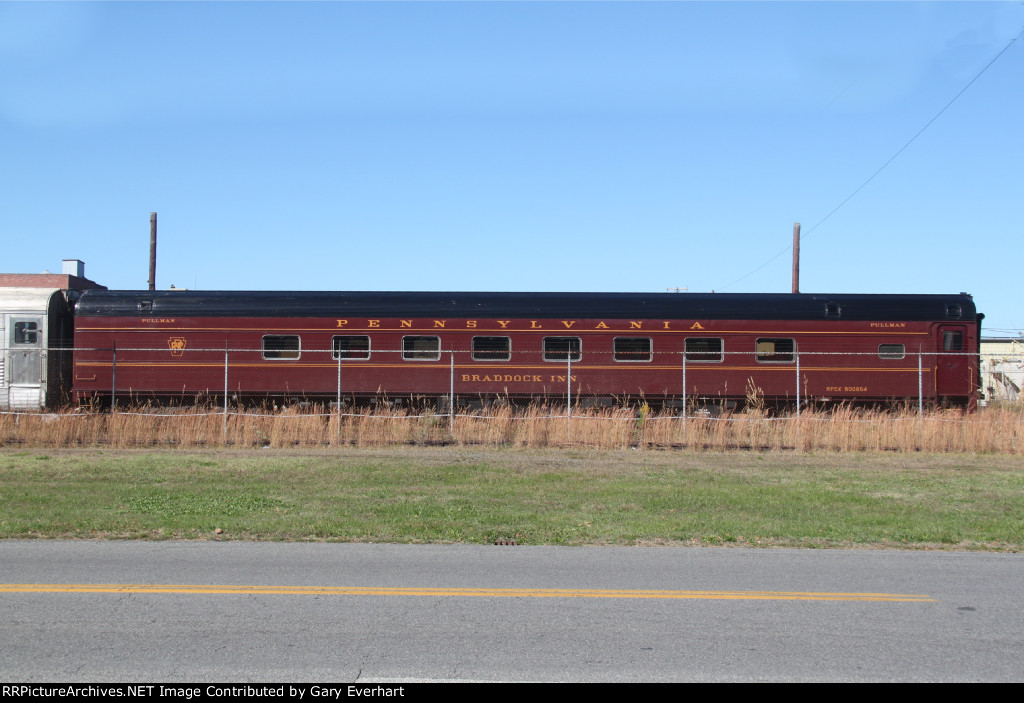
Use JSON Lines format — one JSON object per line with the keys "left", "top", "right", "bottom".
{"left": 1, "top": 541, "right": 1021, "bottom": 682}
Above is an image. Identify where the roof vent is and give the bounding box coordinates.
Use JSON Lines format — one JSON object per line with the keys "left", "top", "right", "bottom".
{"left": 62, "top": 259, "right": 85, "bottom": 278}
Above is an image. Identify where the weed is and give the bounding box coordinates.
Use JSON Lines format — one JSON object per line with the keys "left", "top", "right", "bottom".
{"left": 0, "top": 403, "right": 1022, "bottom": 454}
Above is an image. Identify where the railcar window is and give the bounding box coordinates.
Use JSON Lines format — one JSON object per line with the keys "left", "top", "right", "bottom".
{"left": 613, "top": 337, "right": 652, "bottom": 362}
{"left": 756, "top": 338, "right": 795, "bottom": 363}
{"left": 543, "top": 337, "right": 581, "bottom": 362}
{"left": 262, "top": 335, "right": 300, "bottom": 360}
{"left": 403, "top": 336, "right": 441, "bottom": 360}
{"left": 943, "top": 331, "right": 964, "bottom": 352}
{"left": 332, "top": 335, "right": 370, "bottom": 360}
{"left": 878, "top": 344, "right": 905, "bottom": 359}
{"left": 472, "top": 336, "right": 511, "bottom": 361}
{"left": 685, "top": 337, "right": 723, "bottom": 362}
{"left": 13, "top": 321, "right": 38, "bottom": 345}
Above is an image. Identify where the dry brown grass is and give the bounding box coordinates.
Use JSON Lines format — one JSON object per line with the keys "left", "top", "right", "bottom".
{"left": 2, "top": 403, "right": 1022, "bottom": 453}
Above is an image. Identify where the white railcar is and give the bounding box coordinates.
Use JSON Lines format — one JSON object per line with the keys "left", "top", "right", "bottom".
{"left": 0, "top": 288, "right": 74, "bottom": 410}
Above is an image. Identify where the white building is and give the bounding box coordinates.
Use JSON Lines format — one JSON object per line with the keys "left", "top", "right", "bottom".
{"left": 980, "top": 338, "right": 1024, "bottom": 404}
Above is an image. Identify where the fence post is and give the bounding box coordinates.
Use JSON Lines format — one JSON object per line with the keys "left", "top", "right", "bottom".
{"left": 918, "top": 352, "right": 924, "bottom": 419}
{"left": 336, "top": 350, "right": 342, "bottom": 441}
{"left": 110, "top": 343, "right": 116, "bottom": 411}
{"left": 566, "top": 355, "right": 572, "bottom": 443}
{"left": 795, "top": 350, "right": 801, "bottom": 418}
{"left": 449, "top": 352, "right": 455, "bottom": 440}
{"left": 681, "top": 352, "right": 687, "bottom": 436}
{"left": 223, "top": 346, "right": 229, "bottom": 440}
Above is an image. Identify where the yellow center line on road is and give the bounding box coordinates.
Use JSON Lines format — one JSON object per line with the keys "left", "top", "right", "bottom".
{"left": 0, "top": 583, "right": 935, "bottom": 602}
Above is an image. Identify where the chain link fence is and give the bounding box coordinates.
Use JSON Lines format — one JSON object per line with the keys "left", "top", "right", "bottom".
{"left": 4, "top": 344, "right": 1003, "bottom": 410}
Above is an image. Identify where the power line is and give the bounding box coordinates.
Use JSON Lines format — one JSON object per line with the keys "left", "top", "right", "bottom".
{"left": 719, "top": 26, "right": 1024, "bottom": 292}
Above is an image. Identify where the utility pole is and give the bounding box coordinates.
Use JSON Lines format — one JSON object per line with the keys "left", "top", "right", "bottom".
{"left": 148, "top": 212, "right": 157, "bottom": 291}
{"left": 791, "top": 222, "right": 800, "bottom": 294}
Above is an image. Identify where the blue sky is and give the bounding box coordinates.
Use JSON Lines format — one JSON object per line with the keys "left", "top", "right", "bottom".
{"left": 3, "top": 1, "right": 1022, "bottom": 334}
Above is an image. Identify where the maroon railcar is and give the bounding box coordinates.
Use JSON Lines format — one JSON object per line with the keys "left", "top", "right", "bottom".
{"left": 71, "top": 291, "right": 982, "bottom": 409}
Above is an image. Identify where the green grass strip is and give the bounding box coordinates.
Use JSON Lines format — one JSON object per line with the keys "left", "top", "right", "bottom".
{"left": 1, "top": 448, "right": 1022, "bottom": 549}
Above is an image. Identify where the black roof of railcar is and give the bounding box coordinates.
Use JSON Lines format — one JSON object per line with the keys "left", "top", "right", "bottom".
{"left": 74, "top": 290, "right": 980, "bottom": 323}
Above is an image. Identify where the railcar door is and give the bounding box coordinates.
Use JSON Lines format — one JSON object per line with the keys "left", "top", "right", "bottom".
{"left": 6, "top": 316, "right": 46, "bottom": 410}
{"left": 935, "top": 324, "right": 970, "bottom": 405}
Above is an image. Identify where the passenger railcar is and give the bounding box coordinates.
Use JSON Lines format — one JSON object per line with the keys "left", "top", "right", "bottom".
{"left": 1, "top": 287, "right": 75, "bottom": 410}
{"left": 70, "top": 290, "right": 983, "bottom": 409}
